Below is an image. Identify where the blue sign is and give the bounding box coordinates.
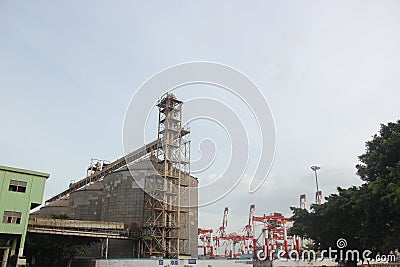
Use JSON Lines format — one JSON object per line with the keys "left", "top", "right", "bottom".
{"left": 188, "top": 259, "right": 197, "bottom": 264}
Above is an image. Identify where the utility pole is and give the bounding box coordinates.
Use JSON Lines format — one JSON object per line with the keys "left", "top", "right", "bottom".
{"left": 311, "top": 165, "right": 321, "bottom": 204}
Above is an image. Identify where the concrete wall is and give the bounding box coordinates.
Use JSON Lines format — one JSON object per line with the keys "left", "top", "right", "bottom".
{"left": 84, "top": 239, "right": 138, "bottom": 260}
{"left": 35, "top": 204, "right": 69, "bottom": 218}
{"left": 100, "top": 167, "right": 198, "bottom": 258}
{"left": 72, "top": 259, "right": 96, "bottom": 267}
{"left": 189, "top": 176, "right": 198, "bottom": 258}
{"left": 179, "top": 175, "right": 198, "bottom": 258}
{"left": 69, "top": 182, "right": 103, "bottom": 221}
{"left": 36, "top": 161, "right": 199, "bottom": 260}
{"left": 98, "top": 169, "right": 146, "bottom": 259}
{"left": 101, "top": 170, "right": 145, "bottom": 225}
{"left": 107, "top": 239, "right": 137, "bottom": 258}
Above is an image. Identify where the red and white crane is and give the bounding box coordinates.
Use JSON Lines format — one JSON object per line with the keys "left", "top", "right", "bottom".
{"left": 198, "top": 228, "right": 214, "bottom": 257}
{"left": 252, "top": 212, "right": 294, "bottom": 259}
{"left": 243, "top": 204, "right": 255, "bottom": 237}
{"left": 216, "top": 207, "right": 229, "bottom": 238}
{"left": 198, "top": 205, "right": 302, "bottom": 260}
{"left": 241, "top": 204, "right": 256, "bottom": 256}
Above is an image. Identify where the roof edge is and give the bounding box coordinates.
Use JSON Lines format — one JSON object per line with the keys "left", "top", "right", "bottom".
{"left": 0, "top": 165, "right": 50, "bottom": 178}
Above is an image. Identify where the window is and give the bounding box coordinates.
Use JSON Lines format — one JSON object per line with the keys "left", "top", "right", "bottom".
{"left": 2, "top": 211, "right": 22, "bottom": 224}
{"left": 8, "top": 180, "right": 27, "bottom": 193}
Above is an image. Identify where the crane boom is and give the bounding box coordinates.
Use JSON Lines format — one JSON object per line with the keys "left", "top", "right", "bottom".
{"left": 217, "top": 207, "right": 229, "bottom": 238}
{"left": 244, "top": 204, "right": 255, "bottom": 237}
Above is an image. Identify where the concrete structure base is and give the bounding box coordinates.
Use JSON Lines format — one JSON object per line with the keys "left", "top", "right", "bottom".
{"left": 1, "top": 247, "right": 10, "bottom": 267}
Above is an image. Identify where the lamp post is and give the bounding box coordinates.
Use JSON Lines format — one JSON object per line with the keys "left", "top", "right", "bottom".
{"left": 311, "top": 165, "right": 321, "bottom": 204}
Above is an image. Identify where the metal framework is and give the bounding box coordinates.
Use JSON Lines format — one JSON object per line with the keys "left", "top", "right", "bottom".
{"left": 45, "top": 139, "right": 160, "bottom": 204}
{"left": 44, "top": 93, "right": 194, "bottom": 259}
{"left": 197, "top": 206, "right": 301, "bottom": 260}
{"left": 252, "top": 212, "right": 293, "bottom": 259}
{"left": 198, "top": 228, "right": 214, "bottom": 257}
{"left": 311, "top": 165, "right": 322, "bottom": 204}
{"left": 243, "top": 204, "right": 255, "bottom": 238}
{"left": 140, "top": 93, "right": 190, "bottom": 258}
{"left": 27, "top": 217, "right": 133, "bottom": 239}
{"left": 216, "top": 207, "right": 229, "bottom": 238}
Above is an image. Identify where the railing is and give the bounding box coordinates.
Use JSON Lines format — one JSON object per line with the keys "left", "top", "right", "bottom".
{"left": 28, "top": 217, "right": 137, "bottom": 239}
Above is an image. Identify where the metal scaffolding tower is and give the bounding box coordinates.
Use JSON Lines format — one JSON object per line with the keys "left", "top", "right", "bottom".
{"left": 140, "top": 93, "right": 190, "bottom": 258}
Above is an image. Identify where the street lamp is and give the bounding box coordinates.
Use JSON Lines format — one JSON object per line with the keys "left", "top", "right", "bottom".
{"left": 311, "top": 165, "right": 321, "bottom": 204}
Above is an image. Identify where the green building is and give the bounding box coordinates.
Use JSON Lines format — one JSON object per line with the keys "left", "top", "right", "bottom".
{"left": 0, "top": 165, "right": 49, "bottom": 267}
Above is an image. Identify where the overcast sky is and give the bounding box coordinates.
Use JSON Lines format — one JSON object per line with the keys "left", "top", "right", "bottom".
{"left": 1, "top": 1, "right": 400, "bottom": 233}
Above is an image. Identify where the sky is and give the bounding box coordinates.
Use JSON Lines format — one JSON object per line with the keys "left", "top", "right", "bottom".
{"left": 1, "top": 1, "right": 400, "bottom": 233}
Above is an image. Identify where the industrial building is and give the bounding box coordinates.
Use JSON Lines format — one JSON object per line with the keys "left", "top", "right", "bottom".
{"left": 0, "top": 165, "right": 49, "bottom": 267}
{"left": 35, "top": 93, "right": 198, "bottom": 260}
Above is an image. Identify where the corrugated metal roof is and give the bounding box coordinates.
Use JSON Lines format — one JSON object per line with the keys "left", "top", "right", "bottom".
{"left": 77, "top": 180, "right": 104, "bottom": 191}
{"left": 121, "top": 159, "right": 155, "bottom": 171}
{"left": 45, "top": 198, "right": 70, "bottom": 207}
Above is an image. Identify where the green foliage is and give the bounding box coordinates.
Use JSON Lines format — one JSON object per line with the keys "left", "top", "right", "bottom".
{"left": 357, "top": 121, "right": 400, "bottom": 184}
{"left": 291, "top": 120, "right": 400, "bottom": 256}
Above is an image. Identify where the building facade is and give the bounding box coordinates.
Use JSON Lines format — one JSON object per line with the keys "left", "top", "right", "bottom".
{"left": 35, "top": 160, "right": 199, "bottom": 259}
{"left": 0, "top": 165, "right": 49, "bottom": 267}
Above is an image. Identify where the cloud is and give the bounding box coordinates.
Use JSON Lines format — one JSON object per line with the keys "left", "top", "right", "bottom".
{"left": 1, "top": 1, "right": 399, "bottom": 235}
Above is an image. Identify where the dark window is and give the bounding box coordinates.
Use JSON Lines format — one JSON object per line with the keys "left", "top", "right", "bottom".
{"left": 8, "top": 180, "right": 27, "bottom": 193}
{"left": 9, "top": 184, "right": 17, "bottom": 191}
{"left": 2, "top": 211, "right": 22, "bottom": 224}
{"left": 17, "top": 186, "right": 26, "bottom": 193}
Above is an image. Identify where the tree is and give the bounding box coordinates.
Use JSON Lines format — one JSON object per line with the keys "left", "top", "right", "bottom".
{"left": 290, "top": 120, "right": 400, "bottom": 265}
{"left": 356, "top": 121, "right": 400, "bottom": 252}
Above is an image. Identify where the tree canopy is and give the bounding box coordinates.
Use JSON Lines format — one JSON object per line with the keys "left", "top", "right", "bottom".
{"left": 290, "top": 120, "right": 400, "bottom": 258}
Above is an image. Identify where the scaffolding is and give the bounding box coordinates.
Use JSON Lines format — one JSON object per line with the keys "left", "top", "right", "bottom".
{"left": 140, "top": 93, "right": 190, "bottom": 258}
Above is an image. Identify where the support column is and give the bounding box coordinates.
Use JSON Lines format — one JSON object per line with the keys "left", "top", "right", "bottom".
{"left": 10, "top": 238, "right": 17, "bottom": 257}
{"left": 296, "top": 237, "right": 301, "bottom": 254}
{"left": 210, "top": 233, "right": 214, "bottom": 257}
{"left": 137, "top": 240, "right": 141, "bottom": 258}
{"left": 229, "top": 241, "right": 233, "bottom": 258}
{"left": 203, "top": 237, "right": 206, "bottom": 257}
{"left": 263, "top": 227, "right": 269, "bottom": 259}
{"left": 1, "top": 248, "right": 10, "bottom": 267}
{"left": 101, "top": 239, "right": 104, "bottom": 258}
{"left": 18, "top": 234, "right": 26, "bottom": 258}
{"left": 105, "top": 238, "right": 109, "bottom": 259}
{"left": 253, "top": 238, "right": 257, "bottom": 259}
{"left": 252, "top": 218, "right": 257, "bottom": 259}
{"left": 283, "top": 223, "right": 288, "bottom": 257}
